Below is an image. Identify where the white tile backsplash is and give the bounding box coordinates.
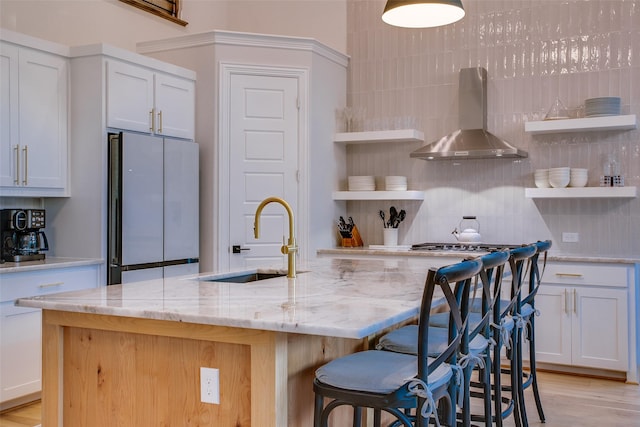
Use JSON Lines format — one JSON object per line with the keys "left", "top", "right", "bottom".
{"left": 345, "top": 0, "right": 640, "bottom": 257}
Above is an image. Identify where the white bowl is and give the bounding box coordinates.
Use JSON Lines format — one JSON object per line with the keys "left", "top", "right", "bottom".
{"left": 569, "top": 170, "right": 588, "bottom": 187}
{"left": 549, "top": 175, "right": 570, "bottom": 188}
{"left": 569, "top": 176, "right": 588, "bottom": 187}
{"left": 549, "top": 167, "right": 570, "bottom": 173}
{"left": 534, "top": 169, "right": 549, "bottom": 188}
{"left": 348, "top": 175, "right": 375, "bottom": 191}
{"left": 535, "top": 179, "right": 551, "bottom": 188}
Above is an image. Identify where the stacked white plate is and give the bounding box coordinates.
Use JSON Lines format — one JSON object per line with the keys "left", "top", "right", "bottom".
{"left": 385, "top": 176, "right": 408, "bottom": 191}
{"left": 569, "top": 168, "right": 588, "bottom": 187}
{"left": 534, "top": 169, "right": 550, "bottom": 188}
{"left": 548, "top": 167, "right": 570, "bottom": 188}
{"left": 585, "top": 97, "right": 621, "bottom": 117}
{"left": 348, "top": 175, "right": 375, "bottom": 191}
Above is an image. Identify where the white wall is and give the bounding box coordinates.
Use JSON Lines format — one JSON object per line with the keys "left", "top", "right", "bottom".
{"left": 345, "top": 0, "right": 640, "bottom": 257}
{"left": 0, "top": 0, "right": 347, "bottom": 54}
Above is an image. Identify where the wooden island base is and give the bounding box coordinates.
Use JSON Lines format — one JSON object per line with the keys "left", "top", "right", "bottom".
{"left": 42, "top": 310, "right": 366, "bottom": 426}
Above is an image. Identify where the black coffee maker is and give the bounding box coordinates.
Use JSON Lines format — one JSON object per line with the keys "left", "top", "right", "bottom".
{"left": 1, "top": 209, "right": 49, "bottom": 262}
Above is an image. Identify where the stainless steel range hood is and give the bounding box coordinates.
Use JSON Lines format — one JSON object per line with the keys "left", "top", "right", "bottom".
{"left": 410, "top": 67, "right": 528, "bottom": 160}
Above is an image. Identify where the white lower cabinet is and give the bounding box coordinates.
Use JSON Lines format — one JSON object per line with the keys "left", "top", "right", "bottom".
{"left": 535, "top": 262, "right": 631, "bottom": 374}
{"left": 0, "top": 264, "right": 100, "bottom": 407}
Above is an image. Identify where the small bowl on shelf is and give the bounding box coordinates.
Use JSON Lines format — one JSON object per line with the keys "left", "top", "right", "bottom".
{"left": 569, "top": 168, "right": 588, "bottom": 187}
{"left": 548, "top": 167, "right": 570, "bottom": 188}
{"left": 534, "top": 169, "right": 550, "bottom": 188}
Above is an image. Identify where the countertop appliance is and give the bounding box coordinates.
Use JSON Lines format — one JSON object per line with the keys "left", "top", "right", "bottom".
{"left": 1, "top": 209, "right": 49, "bottom": 262}
{"left": 108, "top": 132, "right": 199, "bottom": 285}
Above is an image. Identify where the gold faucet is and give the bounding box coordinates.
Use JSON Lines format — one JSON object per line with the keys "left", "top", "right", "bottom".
{"left": 254, "top": 197, "right": 297, "bottom": 278}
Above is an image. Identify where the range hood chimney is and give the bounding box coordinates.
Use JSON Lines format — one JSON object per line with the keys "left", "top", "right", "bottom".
{"left": 410, "top": 67, "right": 528, "bottom": 160}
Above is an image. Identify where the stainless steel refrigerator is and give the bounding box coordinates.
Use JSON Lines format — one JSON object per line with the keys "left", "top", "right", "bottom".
{"left": 108, "top": 131, "right": 199, "bottom": 285}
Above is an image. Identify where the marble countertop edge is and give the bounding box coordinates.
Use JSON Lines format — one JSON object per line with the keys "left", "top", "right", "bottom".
{"left": 0, "top": 257, "right": 104, "bottom": 273}
{"left": 317, "top": 248, "right": 640, "bottom": 264}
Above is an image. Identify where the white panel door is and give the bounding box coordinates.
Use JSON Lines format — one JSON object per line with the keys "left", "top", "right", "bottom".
{"left": 534, "top": 286, "right": 573, "bottom": 365}
{"left": 106, "top": 60, "right": 154, "bottom": 133}
{"left": 0, "top": 43, "right": 18, "bottom": 188}
{"left": 572, "top": 287, "right": 628, "bottom": 370}
{"left": 155, "top": 73, "right": 195, "bottom": 139}
{"left": 18, "top": 48, "right": 67, "bottom": 189}
{"left": 121, "top": 133, "right": 164, "bottom": 266}
{"left": 164, "top": 139, "right": 199, "bottom": 261}
{"left": 228, "top": 73, "right": 299, "bottom": 271}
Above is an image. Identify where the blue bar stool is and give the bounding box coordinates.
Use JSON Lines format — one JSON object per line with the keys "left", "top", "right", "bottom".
{"left": 376, "top": 250, "right": 512, "bottom": 426}
{"left": 313, "top": 258, "right": 483, "bottom": 427}
{"left": 516, "top": 239, "right": 552, "bottom": 425}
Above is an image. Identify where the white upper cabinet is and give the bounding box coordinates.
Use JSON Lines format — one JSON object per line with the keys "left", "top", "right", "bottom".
{"left": 106, "top": 59, "right": 195, "bottom": 140}
{"left": 0, "top": 40, "right": 69, "bottom": 197}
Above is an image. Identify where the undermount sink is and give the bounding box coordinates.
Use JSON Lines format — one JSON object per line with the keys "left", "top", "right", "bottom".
{"left": 201, "top": 272, "right": 288, "bottom": 283}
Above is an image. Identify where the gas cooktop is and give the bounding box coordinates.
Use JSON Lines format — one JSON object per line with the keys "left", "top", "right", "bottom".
{"left": 410, "top": 242, "right": 521, "bottom": 252}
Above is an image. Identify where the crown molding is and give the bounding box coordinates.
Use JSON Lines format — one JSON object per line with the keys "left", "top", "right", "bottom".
{"left": 136, "top": 30, "right": 349, "bottom": 67}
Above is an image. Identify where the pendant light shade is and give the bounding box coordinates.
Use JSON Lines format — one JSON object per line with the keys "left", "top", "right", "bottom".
{"left": 382, "top": 0, "right": 465, "bottom": 28}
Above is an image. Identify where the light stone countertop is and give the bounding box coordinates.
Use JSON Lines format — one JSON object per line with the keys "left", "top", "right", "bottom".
{"left": 317, "top": 247, "right": 640, "bottom": 265}
{"left": 0, "top": 257, "right": 104, "bottom": 273}
{"left": 16, "top": 258, "right": 449, "bottom": 340}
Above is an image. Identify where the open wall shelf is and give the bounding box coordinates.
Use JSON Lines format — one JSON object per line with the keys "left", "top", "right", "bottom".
{"left": 334, "top": 129, "right": 424, "bottom": 144}
{"left": 332, "top": 191, "right": 426, "bottom": 201}
{"left": 525, "top": 187, "right": 637, "bottom": 199}
{"left": 524, "top": 115, "right": 637, "bottom": 134}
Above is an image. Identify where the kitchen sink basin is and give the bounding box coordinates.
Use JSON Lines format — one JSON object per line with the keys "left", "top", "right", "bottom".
{"left": 201, "top": 272, "right": 288, "bottom": 283}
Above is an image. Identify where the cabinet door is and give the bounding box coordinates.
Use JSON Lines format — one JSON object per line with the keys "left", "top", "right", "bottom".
{"left": 18, "top": 48, "right": 68, "bottom": 189}
{"left": 0, "top": 305, "right": 41, "bottom": 403}
{"left": 0, "top": 43, "right": 19, "bottom": 188}
{"left": 0, "top": 265, "right": 100, "bottom": 405}
{"left": 534, "top": 285, "right": 573, "bottom": 365}
{"left": 154, "top": 73, "right": 195, "bottom": 139}
{"left": 106, "top": 60, "right": 154, "bottom": 133}
{"left": 572, "top": 287, "right": 628, "bottom": 370}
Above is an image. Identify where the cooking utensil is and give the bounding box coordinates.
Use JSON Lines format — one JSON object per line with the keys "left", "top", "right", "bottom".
{"left": 379, "top": 210, "right": 386, "bottom": 228}
{"left": 387, "top": 206, "right": 398, "bottom": 228}
{"left": 393, "top": 210, "right": 406, "bottom": 228}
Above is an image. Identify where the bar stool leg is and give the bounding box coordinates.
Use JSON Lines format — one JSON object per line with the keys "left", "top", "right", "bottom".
{"left": 528, "top": 319, "right": 546, "bottom": 422}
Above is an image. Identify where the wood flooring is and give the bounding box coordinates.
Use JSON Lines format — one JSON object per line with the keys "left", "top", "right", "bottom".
{"left": 1, "top": 371, "right": 639, "bottom": 426}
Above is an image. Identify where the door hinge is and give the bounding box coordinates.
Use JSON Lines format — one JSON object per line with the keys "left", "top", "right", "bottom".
{"left": 296, "top": 97, "right": 300, "bottom": 110}
{"left": 296, "top": 170, "right": 300, "bottom": 182}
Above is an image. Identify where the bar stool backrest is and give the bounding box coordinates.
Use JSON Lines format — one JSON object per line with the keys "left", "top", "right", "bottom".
{"left": 416, "top": 258, "right": 484, "bottom": 383}
{"left": 521, "top": 240, "right": 553, "bottom": 307}
{"left": 470, "top": 250, "right": 511, "bottom": 344}
{"left": 505, "top": 244, "right": 538, "bottom": 319}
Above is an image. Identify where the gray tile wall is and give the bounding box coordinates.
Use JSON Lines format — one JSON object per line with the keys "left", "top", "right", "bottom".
{"left": 344, "top": 0, "right": 639, "bottom": 257}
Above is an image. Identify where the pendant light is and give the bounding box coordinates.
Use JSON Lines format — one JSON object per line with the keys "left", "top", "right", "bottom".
{"left": 382, "top": 0, "right": 465, "bottom": 28}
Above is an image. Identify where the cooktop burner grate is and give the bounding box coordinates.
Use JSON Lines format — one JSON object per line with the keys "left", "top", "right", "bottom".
{"left": 410, "top": 242, "right": 521, "bottom": 252}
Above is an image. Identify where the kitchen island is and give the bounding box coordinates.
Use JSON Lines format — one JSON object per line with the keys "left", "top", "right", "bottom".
{"left": 16, "top": 257, "right": 456, "bottom": 426}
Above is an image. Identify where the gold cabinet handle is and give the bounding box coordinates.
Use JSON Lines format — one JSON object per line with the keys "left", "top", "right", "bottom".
{"left": 14, "top": 145, "right": 20, "bottom": 185}
{"left": 573, "top": 289, "right": 577, "bottom": 314}
{"left": 564, "top": 289, "right": 569, "bottom": 314}
{"left": 555, "top": 273, "right": 583, "bottom": 278}
{"left": 149, "top": 109, "right": 155, "bottom": 132}
{"left": 39, "top": 282, "right": 64, "bottom": 289}
{"left": 157, "top": 110, "right": 163, "bottom": 133}
{"left": 22, "top": 145, "right": 28, "bottom": 185}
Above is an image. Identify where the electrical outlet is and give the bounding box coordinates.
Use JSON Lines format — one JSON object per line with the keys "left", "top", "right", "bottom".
{"left": 562, "top": 232, "right": 579, "bottom": 243}
{"left": 200, "top": 367, "right": 220, "bottom": 404}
